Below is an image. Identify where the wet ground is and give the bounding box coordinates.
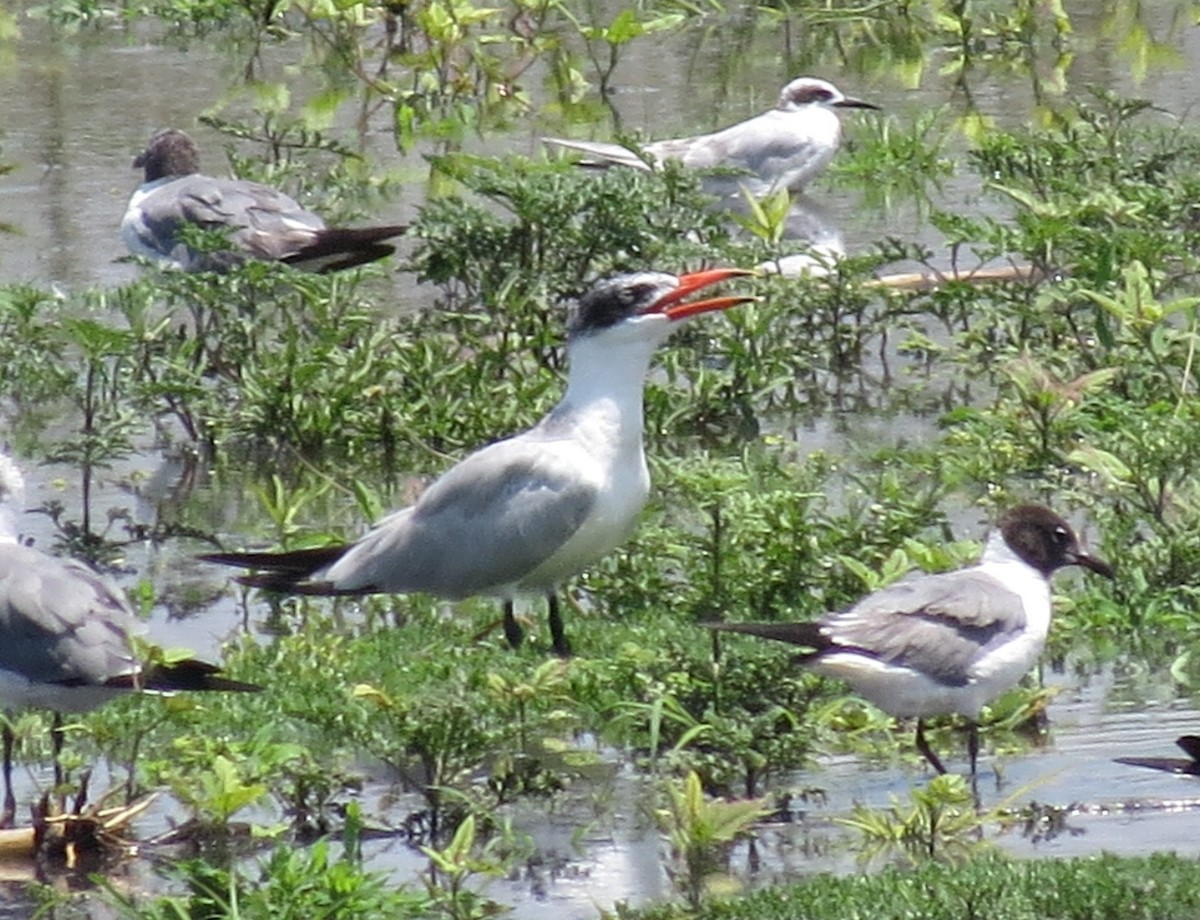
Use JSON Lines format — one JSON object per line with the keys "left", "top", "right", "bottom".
{"left": 2, "top": 1, "right": 1200, "bottom": 915}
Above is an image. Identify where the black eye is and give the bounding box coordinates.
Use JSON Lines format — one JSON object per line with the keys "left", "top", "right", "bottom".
{"left": 1053, "top": 526, "right": 1071, "bottom": 547}
{"left": 793, "top": 87, "right": 832, "bottom": 105}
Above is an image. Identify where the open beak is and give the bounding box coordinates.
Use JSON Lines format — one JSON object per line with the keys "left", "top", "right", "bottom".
{"left": 833, "top": 97, "right": 881, "bottom": 111}
{"left": 1071, "top": 549, "right": 1115, "bottom": 579}
{"left": 649, "top": 268, "right": 758, "bottom": 321}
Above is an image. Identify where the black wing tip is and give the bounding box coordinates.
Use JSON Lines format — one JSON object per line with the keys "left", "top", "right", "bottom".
{"left": 283, "top": 224, "right": 409, "bottom": 272}
{"left": 233, "top": 571, "right": 353, "bottom": 596}
{"left": 701, "top": 620, "right": 826, "bottom": 649}
{"left": 114, "top": 660, "right": 263, "bottom": 694}
{"left": 200, "top": 543, "right": 352, "bottom": 580}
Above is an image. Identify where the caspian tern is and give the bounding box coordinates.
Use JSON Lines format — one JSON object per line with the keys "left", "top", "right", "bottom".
{"left": 122, "top": 129, "right": 407, "bottom": 273}
{"left": 708, "top": 505, "right": 1113, "bottom": 776}
{"left": 202, "top": 268, "right": 756, "bottom": 656}
{"left": 544, "top": 77, "right": 879, "bottom": 196}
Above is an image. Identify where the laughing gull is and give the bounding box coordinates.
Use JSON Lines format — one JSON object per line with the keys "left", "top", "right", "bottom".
{"left": 707, "top": 505, "right": 1114, "bottom": 776}
{"left": 0, "top": 453, "right": 259, "bottom": 824}
{"left": 543, "top": 77, "right": 879, "bottom": 196}
{"left": 122, "top": 129, "right": 407, "bottom": 273}
{"left": 202, "top": 268, "right": 756, "bottom": 656}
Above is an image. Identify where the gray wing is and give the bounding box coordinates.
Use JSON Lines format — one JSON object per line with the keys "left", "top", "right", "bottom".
{"left": 136, "top": 175, "right": 324, "bottom": 261}
{"left": 0, "top": 544, "right": 139, "bottom": 687}
{"left": 822, "top": 569, "right": 1027, "bottom": 687}
{"left": 542, "top": 137, "right": 656, "bottom": 171}
{"left": 661, "top": 112, "right": 833, "bottom": 189}
{"left": 326, "top": 436, "right": 598, "bottom": 596}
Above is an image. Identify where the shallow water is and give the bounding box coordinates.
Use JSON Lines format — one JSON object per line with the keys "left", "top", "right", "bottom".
{"left": 2, "top": 0, "right": 1200, "bottom": 915}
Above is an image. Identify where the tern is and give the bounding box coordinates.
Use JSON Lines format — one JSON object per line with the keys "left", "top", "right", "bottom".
{"left": 122, "top": 128, "right": 407, "bottom": 273}
{"left": 0, "top": 453, "right": 259, "bottom": 824}
{"left": 544, "top": 77, "right": 879, "bottom": 196}
{"left": 707, "top": 505, "right": 1113, "bottom": 776}
{"left": 202, "top": 268, "right": 756, "bottom": 656}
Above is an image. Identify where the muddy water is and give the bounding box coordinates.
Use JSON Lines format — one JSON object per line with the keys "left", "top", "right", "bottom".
{"left": 2, "top": 1, "right": 1200, "bottom": 916}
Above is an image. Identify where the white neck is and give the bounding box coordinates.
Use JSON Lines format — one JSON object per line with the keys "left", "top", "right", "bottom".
{"left": 559, "top": 328, "right": 663, "bottom": 418}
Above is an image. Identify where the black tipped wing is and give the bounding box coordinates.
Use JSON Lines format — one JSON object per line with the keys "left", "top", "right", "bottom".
{"left": 711, "top": 569, "right": 1029, "bottom": 689}
{"left": 107, "top": 658, "right": 261, "bottom": 694}
{"left": 282, "top": 224, "right": 408, "bottom": 273}
{"left": 818, "top": 570, "right": 1028, "bottom": 687}
{"left": 200, "top": 544, "right": 354, "bottom": 595}
{"left": 704, "top": 620, "right": 827, "bottom": 653}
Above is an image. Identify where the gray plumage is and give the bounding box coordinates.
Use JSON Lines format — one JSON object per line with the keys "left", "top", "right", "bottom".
{"left": 708, "top": 505, "right": 1113, "bottom": 776}
{"left": 202, "top": 269, "right": 756, "bottom": 655}
{"left": 123, "top": 129, "right": 406, "bottom": 273}
{"left": 0, "top": 545, "right": 140, "bottom": 707}
{"left": 713, "top": 570, "right": 1030, "bottom": 692}
{"left": 544, "top": 77, "right": 879, "bottom": 195}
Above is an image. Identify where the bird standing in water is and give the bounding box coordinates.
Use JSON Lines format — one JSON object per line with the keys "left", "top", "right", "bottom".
{"left": 203, "top": 268, "right": 756, "bottom": 656}
{"left": 708, "top": 505, "right": 1113, "bottom": 776}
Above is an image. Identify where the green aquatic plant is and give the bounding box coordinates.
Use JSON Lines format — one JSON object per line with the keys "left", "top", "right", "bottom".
{"left": 614, "top": 851, "right": 1200, "bottom": 920}
{"left": 100, "top": 803, "right": 425, "bottom": 919}
{"left": 420, "top": 813, "right": 508, "bottom": 920}
{"left": 655, "top": 770, "right": 770, "bottom": 910}
{"left": 837, "top": 773, "right": 987, "bottom": 864}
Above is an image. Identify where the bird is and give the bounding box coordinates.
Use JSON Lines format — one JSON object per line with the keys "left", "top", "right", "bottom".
{"left": 706, "top": 505, "right": 1114, "bottom": 776}
{"left": 543, "top": 77, "right": 879, "bottom": 196}
{"left": 201, "top": 268, "right": 757, "bottom": 657}
{"left": 122, "top": 128, "right": 407, "bottom": 273}
{"left": 0, "top": 452, "right": 260, "bottom": 825}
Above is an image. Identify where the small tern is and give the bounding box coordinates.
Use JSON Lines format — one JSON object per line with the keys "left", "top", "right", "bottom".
{"left": 202, "top": 268, "right": 756, "bottom": 656}
{"left": 544, "top": 77, "right": 879, "bottom": 196}
{"left": 708, "top": 505, "right": 1113, "bottom": 776}
{"left": 123, "top": 129, "right": 407, "bottom": 273}
{"left": 0, "top": 453, "right": 259, "bottom": 825}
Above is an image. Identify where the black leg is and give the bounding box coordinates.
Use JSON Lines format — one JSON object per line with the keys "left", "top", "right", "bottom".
{"left": 967, "top": 721, "right": 980, "bottom": 776}
{"left": 547, "top": 593, "right": 571, "bottom": 658}
{"left": 503, "top": 599, "right": 524, "bottom": 649}
{"left": 51, "top": 712, "right": 65, "bottom": 790}
{"left": 1, "top": 722, "right": 14, "bottom": 828}
{"left": 915, "top": 718, "right": 948, "bottom": 775}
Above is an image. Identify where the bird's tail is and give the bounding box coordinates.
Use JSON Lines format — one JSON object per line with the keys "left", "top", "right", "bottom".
{"left": 109, "top": 659, "right": 262, "bottom": 694}
{"left": 542, "top": 138, "right": 654, "bottom": 171}
{"left": 199, "top": 544, "right": 355, "bottom": 595}
{"left": 283, "top": 224, "right": 408, "bottom": 273}
{"left": 703, "top": 620, "right": 827, "bottom": 651}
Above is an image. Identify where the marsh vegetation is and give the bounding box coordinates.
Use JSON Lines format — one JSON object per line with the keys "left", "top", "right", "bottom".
{"left": 2, "top": 0, "right": 1200, "bottom": 917}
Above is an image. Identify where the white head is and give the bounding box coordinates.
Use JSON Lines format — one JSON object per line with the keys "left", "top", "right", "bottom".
{"left": 776, "top": 77, "right": 880, "bottom": 114}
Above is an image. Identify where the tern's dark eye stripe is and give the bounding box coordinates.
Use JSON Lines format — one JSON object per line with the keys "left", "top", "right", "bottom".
{"left": 789, "top": 87, "right": 834, "bottom": 105}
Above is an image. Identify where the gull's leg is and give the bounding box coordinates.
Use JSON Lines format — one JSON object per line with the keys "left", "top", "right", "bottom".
{"left": 547, "top": 593, "right": 572, "bottom": 658}
{"left": 51, "top": 712, "right": 65, "bottom": 790}
{"left": 967, "top": 721, "right": 980, "bottom": 777}
{"left": 915, "top": 718, "right": 948, "bottom": 775}
{"left": 503, "top": 599, "right": 524, "bottom": 649}
{"left": 1, "top": 722, "right": 14, "bottom": 828}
